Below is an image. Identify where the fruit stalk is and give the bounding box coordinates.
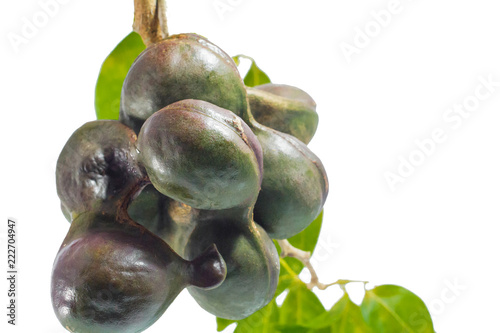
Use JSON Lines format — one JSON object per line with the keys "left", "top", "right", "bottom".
{"left": 278, "top": 239, "right": 329, "bottom": 290}
{"left": 133, "top": 0, "right": 168, "bottom": 46}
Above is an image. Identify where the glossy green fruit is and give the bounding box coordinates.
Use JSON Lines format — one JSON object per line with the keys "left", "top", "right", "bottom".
{"left": 247, "top": 83, "right": 318, "bottom": 144}
{"left": 120, "top": 33, "right": 248, "bottom": 133}
{"left": 51, "top": 211, "right": 226, "bottom": 333}
{"left": 128, "top": 187, "right": 279, "bottom": 320}
{"left": 137, "top": 99, "right": 263, "bottom": 210}
{"left": 56, "top": 120, "right": 145, "bottom": 220}
{"left": 184, "top": 209, "right": 280, "bottom": 320}
{"left": 252, "top": 122, "right": 329, "bottom": 239}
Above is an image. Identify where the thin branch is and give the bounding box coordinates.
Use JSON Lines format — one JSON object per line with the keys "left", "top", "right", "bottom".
{"left": 277, "top": 239, "right": 328, "bottom": 290}
{"left": 133, "top": 0, "right": 168, "bottom": 46}
{"left": 277, "top": 239, "right": 368, "bottom": 290}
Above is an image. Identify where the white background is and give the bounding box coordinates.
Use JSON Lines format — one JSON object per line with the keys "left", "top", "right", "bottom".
{"left": 1, "top": 0, "right": 499, "bottom": 332}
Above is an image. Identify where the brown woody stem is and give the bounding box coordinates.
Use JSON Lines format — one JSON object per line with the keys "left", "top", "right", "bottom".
{"left": 157, "top": 0, "right": 168, "bottom": 37}
{"left": 133, "top": 0, "right": 168, "bottom": 46}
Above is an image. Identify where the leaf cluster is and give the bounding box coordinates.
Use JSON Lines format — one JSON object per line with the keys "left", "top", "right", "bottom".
{"left": 217, "top": 213, "right": 434, "bottom": 333}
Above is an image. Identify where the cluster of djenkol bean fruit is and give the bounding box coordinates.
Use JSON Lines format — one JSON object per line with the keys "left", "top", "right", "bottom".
{"left": 52, "top": 33, "right": 329, "bottom": 333}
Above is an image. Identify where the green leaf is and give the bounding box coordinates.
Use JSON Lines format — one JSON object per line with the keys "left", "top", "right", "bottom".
{"left": 307, "top": 293, "right": 373, "bottom": 333}
{"left": 233, "top": 300, "right": 280, "bottom": 333}
{"left": 232, "top": 55, "right": 271, "bottom": 87}
{"left": 288, "top": 210, "right": 323, "bottom": 254}
{"left": 95, "top": 32, "right": 146, "bottom": 120}
{"left": 275, "top": 264, "right": 298, "bottom": 296}
{"left": 279, "top": 281, "right": 326, "bottom": 328}
{"left": 307, "top": 327, "right": 331, "bottom": 333}
{"left": 216, "top": 318, "right": 236, "bottom": 332}
{"left": 277, "top": 326, "right": 312, "bottom": 333}
{"left": 361, "top": 285, "right": 435, "bottom": 333}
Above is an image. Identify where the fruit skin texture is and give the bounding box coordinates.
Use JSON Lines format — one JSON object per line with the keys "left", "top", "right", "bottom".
{"left": 51, "top": 211, "right": 226, "bottom": 333}
{"left": 137, "top": 99, "right": 263, "bottom": 210}
{"left": 252, "top": 122, "right": 329, "bottom": 240}
{"left": 184, "top": 209, "right": 280, "bottom": 320}
{"left": 56, "top": 120, "right": 145, "bottom": 220}
{"left": 247, "top": 83, "right": 319, "bottom": 144}
{"left": 128, "top": 187, "right": 280, "bottom": 320}
{"left": 120, "top": 33, "right": 248, "bottom": 133}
